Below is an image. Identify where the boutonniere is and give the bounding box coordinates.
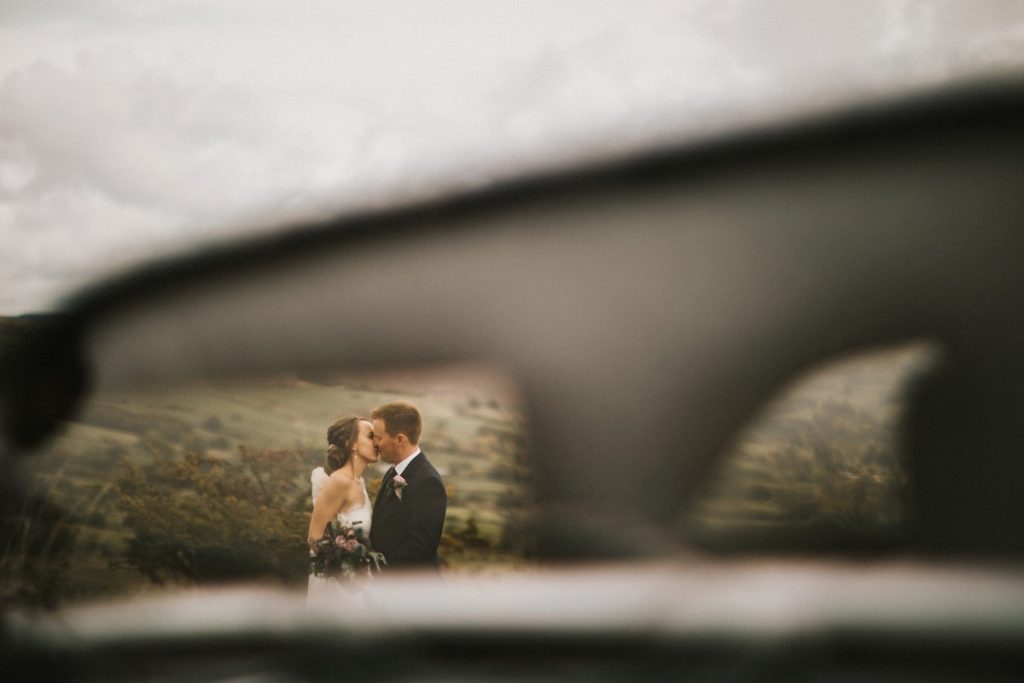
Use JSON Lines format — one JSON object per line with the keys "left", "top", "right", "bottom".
{"left": 392, "top": 474, "right": 408, "bottom": 500}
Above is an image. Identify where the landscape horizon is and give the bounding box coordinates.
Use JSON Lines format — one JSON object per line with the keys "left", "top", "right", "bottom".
{"left": 1, "top": 313, "right": 937, "bottom": 607}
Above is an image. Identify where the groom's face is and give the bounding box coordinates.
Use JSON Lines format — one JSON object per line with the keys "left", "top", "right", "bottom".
{"left": 372, "top": 417, "right": 401, "bottom": 464}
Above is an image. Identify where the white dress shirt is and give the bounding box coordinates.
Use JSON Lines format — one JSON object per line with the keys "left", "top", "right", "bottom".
{"left": 394, "top": 448, "right": 421, "bottom": 476}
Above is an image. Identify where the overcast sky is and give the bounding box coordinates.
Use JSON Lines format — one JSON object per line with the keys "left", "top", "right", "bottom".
{"left": 2, "top": 1, "right": 1023, "bottom": 314}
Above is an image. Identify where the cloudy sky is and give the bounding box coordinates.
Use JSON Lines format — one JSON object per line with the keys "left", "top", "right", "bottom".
{"left": 2, "top": 1, "right": 1023, "bottom": 314}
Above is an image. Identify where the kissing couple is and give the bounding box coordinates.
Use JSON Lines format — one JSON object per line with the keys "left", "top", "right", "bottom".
{"left": 306, "top": 402, "right": 447, "bottom": 595}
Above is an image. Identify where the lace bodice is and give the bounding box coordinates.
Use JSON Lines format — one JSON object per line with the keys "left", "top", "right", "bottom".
{"left": 310, "top": 466, "right": 372, "bottom": 534}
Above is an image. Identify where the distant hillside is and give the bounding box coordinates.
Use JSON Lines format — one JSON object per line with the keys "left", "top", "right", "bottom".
{"left": 8, "top": 364, "right": 533, "bottom": 604}
{"left": 685, "top": 341, "right": 940, "bottom": 551}
{"left": 4, "top": 320, "right": 941, "bottom": 604}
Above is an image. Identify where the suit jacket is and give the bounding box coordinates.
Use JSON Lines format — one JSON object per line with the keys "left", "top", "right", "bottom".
{"left": 370, "top": 451, "right": 447, "bottom": 571}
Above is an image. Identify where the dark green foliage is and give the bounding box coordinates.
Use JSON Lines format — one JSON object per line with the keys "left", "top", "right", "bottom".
{"left": 114, "top": 447, "right": 311, "bottom": 585}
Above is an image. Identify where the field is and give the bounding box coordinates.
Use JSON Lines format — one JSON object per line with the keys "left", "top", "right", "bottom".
{"left": 2, "top": 330, "right": 939, "bottom": 608}
{"left": 4, "top": 364, "right": 534, "bottom": 605}
{"left": 685, "top": 342, "right": 937, "bottom": 551}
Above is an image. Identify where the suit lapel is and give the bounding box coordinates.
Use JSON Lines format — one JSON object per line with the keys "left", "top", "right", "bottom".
{"left": 377, "top": 452, "right": 427, "bottom": 509}
{"left": 401, "top": 451, "right": 425, "bottom": 481}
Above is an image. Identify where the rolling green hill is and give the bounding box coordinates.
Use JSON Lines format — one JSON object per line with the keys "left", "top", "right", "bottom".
{"left": 9, "top": 363, "right": 534, "bottom": 604}
{"left": 2, "top": 314, "right": 937, "bottom": 605}
{"left": 685, "top": 342, "right": 937, "bottom": 550}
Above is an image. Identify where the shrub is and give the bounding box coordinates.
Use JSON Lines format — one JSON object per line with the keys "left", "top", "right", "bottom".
{"left": 114, "top": 446, "right": 310, "bottom": 586}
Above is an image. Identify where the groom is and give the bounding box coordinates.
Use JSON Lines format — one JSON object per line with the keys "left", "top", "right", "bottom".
{"left": 369, "top": 401, "right": 447, "bottom": 571}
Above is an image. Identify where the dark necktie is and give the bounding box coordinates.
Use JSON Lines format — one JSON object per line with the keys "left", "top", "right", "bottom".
{"left": 378, "top": 467, "right": 396, "bottom": 503}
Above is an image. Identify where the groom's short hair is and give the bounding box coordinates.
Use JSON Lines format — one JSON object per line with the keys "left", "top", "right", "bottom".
{"left": 371, "top": 401, "right": 422, "bottom": 444}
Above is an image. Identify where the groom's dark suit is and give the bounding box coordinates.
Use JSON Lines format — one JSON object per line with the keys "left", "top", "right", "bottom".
{"left": 370, "top": 451, "right": 447, "bottom": 571}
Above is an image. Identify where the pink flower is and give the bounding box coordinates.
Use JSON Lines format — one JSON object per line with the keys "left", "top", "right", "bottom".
{"left": 392, "top": 475, "right": 408, "bottom": 500}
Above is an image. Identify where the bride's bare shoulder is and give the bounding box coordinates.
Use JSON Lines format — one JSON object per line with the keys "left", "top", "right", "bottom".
{"left": 326, "top": 469, "right": 357, "bottom": 489}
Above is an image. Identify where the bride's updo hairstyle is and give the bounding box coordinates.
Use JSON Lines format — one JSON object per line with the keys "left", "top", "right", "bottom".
{"left": 325, "top": 415, "right": 367, "bottom": 474}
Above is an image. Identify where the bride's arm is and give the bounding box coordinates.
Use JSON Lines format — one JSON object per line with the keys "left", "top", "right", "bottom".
{"left": 307, "top": 478, "right": 346, "bottom": 548}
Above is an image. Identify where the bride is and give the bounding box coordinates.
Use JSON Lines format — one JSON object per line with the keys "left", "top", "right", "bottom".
{"left": 307, "top": 415, "right": 378, "bottom": 601}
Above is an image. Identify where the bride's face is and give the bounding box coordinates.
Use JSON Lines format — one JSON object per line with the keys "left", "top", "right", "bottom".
{"left": 354, "top": 419, "right": 378, "bottom": 463}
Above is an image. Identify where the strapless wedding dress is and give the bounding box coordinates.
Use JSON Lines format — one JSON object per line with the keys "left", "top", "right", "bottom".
{"left": 309, "top": 466, "right": 373, "bottom": 533}
{"left": 306, "top": 466, "right": 373, "bottom": 605}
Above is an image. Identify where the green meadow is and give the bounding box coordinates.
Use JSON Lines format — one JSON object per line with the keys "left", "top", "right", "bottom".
{"left": 6, "top": 365, "right": 534, "bottom": 605}
{"left": 2, "top": 316, "right": 937, "bottom": 607}
{"left": 685, "top": 342, "right": 937, "bottom": 551}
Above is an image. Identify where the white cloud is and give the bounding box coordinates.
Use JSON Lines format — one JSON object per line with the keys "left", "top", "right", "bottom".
{"left": 1, "top": 48, "right": 315, "bottom": 214}
{"left": 0, "top": 1, "right": 1023, "bottom": 314}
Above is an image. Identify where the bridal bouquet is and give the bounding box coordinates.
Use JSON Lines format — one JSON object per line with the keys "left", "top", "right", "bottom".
{"left": 309, "top": 522, "right": 386, "bottom": 579}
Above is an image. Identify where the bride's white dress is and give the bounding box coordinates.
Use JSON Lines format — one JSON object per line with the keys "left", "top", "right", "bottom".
{"left": 306, "top": 466, "right": 373, "bottom": 604}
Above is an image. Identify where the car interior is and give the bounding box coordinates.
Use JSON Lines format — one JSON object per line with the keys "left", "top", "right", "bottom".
{"left": 3, "top": 75, "right": 1024, "bottom": 681}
